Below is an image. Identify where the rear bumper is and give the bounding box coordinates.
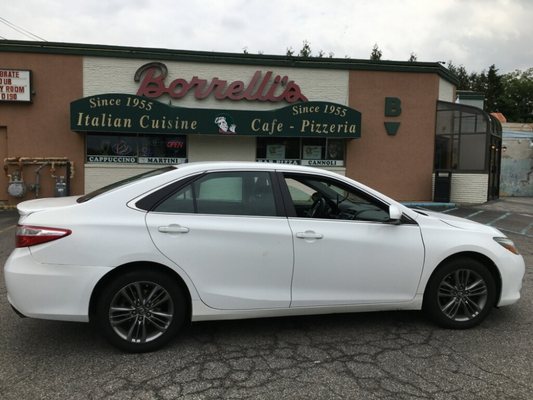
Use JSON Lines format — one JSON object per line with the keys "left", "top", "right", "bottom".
{"left": 4, "top": 248, "right": 112, "bottom": 322}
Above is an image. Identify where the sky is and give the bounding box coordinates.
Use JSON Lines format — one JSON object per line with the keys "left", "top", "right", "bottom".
{"left": 1, "top": 0, "right": 532, "bottom": 74}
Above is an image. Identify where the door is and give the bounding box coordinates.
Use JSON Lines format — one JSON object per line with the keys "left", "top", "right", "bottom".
{"left": 488, "top": 135, "right": 501, "bottom": 200}
{"left": 281, "top": 173, "right": 425, "bottom": 307}
{"left": 145, "top": 170, "right": 294, "bottom": 310}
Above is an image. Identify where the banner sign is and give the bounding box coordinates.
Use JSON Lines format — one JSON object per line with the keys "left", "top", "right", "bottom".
{"left": 0, "top": 69, "right": 31, "bottom": 102}
{"left": 86, "top": 155, "right": 188, "bottom": 165}
{"left": 257, "top": 159, "right": 345, "bottom": 167}
{"left": 86, "top": 156, "right": 137, "bottom": 163}
{"left": 71, "top": 94, "right": 361, "bottom": 139}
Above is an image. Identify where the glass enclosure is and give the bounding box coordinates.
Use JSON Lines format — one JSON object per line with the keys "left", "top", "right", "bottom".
{"left": 435, "top": 101, "right": 502, "bottom": 200}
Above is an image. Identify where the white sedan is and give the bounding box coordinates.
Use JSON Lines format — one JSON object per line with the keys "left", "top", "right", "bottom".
{"left": 4, "top": 162, "right": 525, "bottom": 352}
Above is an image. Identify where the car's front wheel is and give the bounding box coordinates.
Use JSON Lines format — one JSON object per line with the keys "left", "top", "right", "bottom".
{"left": 96, "top": 269, "right": 186, "bottom": 352}
{"left": 424, "top": 257, "right": 497, "bottom": 329}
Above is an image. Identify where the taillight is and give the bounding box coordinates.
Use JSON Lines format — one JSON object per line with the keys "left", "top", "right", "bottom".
{"left": 16, "top": 225, "right": 72, "bottom": 248}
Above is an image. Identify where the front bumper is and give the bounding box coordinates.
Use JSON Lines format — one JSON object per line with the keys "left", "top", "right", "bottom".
{"left": 4, "top": 248, "right": 112, "bottom": 322}
{"left": 497, "top": 252, "right": 526, "bottom": 307}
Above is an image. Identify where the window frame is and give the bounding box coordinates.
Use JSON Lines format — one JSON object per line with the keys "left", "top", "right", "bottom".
{"left": 277, "top": 172, "right": 397, "bottom": 223}
{"left": 140, "top": 170, "right": 286, "bottom": 217}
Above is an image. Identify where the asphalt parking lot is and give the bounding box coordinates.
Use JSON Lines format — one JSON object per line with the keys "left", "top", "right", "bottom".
{"left": 1, "top": 200, "right": 532, "bottom": 400}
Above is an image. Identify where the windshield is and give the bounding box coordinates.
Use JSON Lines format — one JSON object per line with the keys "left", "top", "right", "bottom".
{"left": 77, "top": 166, "right": 176, "bottom": 203}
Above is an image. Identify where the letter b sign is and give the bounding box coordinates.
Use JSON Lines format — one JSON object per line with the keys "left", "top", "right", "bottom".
{"left": 385, "top": 97, "right": 401, "bottom": 117}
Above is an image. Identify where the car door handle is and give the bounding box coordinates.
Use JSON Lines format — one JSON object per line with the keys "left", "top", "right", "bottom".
{"left": 158, "top": 225, "right": 190, "bottom": 234}
{"left": 296, "top": 231, "right": 323, "bottom": 240}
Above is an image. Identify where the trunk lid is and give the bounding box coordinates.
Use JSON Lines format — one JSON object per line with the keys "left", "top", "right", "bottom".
{"left": 17, "top": 196, "right": 81, "bottom": 217}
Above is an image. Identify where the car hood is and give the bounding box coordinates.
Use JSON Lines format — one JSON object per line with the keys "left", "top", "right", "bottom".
{"left": 17, "top": 196, "right": 82, "bottom": 217}
{"left": 414, "top": 209, "right": 502, "bottom": 235}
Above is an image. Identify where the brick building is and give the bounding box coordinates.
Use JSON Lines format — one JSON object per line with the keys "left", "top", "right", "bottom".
{"left": 0, "top": 40, "right": 501, "bottom": 205}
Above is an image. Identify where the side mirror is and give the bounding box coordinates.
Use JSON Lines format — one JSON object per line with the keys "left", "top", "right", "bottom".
{"left": 388, "top": 204, "right": 402, "bottom": 224}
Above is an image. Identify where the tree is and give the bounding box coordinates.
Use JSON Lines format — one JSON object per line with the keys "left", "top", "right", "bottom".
{"left": 499, "top": 68, "right": 533, "bottom": 122}
{"left": 485, "top": 65, "right": 503, "bottom": 112}
{"left": 446, "top": 61, "right": 531, "bottom": 120}
{"left": 298, "top": 40, "right": 312, "bottom": 57}
{"left": 286, "top": 47, "right": 294, "bottom": 57}
{"left": 469, "top": 70, "right": 488, "bottom": 94}
{"left": 446, "top": 61, "right": 470, "bottom": 90}
{"left": 408, "top": 52, "right": 417, "bottom": 62}
{"left": 370, "top": 44, "right": 382, "bottom": 60}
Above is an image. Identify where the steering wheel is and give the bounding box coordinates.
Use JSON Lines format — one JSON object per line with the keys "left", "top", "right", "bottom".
{"left": 307, "top": 192, "right": 328, "bottom": 218}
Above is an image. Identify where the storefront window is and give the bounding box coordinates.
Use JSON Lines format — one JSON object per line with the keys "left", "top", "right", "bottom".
{"left": 302, "top": 138, "right": 324, "bottom": 160}
{"left": 256, "top": 138, "right": 346, "bottom": 167}
{"left": 256, "top": 138, "right": 300, "bottom": 163}
{"left": 137, "top": 135, "right": 186, "bottom": 163}
{"left": 326, "top": 139, "right": 345, "bottom": 161}
{"left": 86, "top": 134, "right": 187, "bottom": 165}
{"left": 87, "top": 135, "right": 138, "bottom": 163}
{"left": 435, "top": 102, "right": 490, "bottom": 172}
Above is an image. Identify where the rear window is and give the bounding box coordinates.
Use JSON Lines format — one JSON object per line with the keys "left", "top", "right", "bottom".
{"left": 77, "top": 166, "right": 176, "bottom": 203}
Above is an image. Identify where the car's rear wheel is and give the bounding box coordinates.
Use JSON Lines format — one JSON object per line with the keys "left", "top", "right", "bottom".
{"left": 96, "top": 269, "right": 186, "bottom": 352}
{"left": 424, "top": 257, "right": 496, "bottom": 329}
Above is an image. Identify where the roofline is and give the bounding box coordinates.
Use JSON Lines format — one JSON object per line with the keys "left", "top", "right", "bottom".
{"left": 457, "top": 90, "right": 485, "bottom": 100}
{"left": 0, "top": 39, "right": 458, "bottom": 85}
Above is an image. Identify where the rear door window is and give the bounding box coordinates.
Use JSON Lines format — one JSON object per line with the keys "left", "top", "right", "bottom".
{"left": 153, "top": 171, "right": 278, "bottom": 216}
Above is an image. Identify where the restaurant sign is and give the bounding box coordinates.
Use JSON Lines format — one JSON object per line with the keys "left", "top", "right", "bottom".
{"left": 0, "top": 69, "right": 31, "bottom": 102}
{"left": 134, "top": 62, "right": 307, "bottom": 103}
{"left": 71, "top": 94, "right": 361, "bottom": 139}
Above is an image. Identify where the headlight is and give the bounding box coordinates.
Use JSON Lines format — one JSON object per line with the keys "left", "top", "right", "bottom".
{"left": 494, "top": 237, "right": 520, "bottom": 255}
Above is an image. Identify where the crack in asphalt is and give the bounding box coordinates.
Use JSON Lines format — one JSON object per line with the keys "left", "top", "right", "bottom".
{"left": 4, "top": 319, "right": 529, "bottom": 400}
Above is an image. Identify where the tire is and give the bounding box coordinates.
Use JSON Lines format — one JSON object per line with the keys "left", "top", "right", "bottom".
{"left": 96, "top": 269, "right": 186, "bottom": 352}
{"left": 424, "top": 257, "right": 497, "bottom": 329}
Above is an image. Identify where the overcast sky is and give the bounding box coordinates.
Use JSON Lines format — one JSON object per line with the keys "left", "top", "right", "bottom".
{"left": 1, "top": 0, "right": 531, "bottom": 74}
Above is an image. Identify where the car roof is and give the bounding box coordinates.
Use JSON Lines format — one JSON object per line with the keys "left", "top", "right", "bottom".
{"left": 174, "top": 161, "right": 335, "bottom": 176}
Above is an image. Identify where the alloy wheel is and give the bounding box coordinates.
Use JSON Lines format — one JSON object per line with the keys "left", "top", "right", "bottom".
{"left": 108, "top": 281, "right": 174, "bottom": 343}
{"left": 437, "top": 268, "right": 488, "bottom": 322}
